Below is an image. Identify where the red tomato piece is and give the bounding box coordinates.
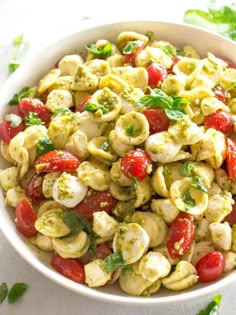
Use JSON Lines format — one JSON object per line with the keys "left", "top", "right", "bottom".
{"left": 141, "top": 108, "right": 170, "bottom": 134}
{"left": 226, "top": 138, "right": 236, "bottom": 180}
{"left": 25, "top": 173, "right": 45, "bottom": 202}
{"left": 124, "top": 41, "right": 145, "bottom": 66}
{"left": 80, "top": 243, "right": 112, "bottom": 264}
{"left": 213, "top": 86, "right": 229, "bottom": 104}
{"left": 40, "top": 91, "right": 49, "bottom": 104}
{"left": 51, "top": 253, "right": 85, "bottom": 284}
{"left": 120, "top": 149, "right": 152, "bottom": 181}
{"left": 0, "top": 115, "right": 25, "bottom": 143}
{"left": 34, "top": 150, "right": 81, "bottom": 173}
{"left": 196, "top": 251, "right": 225, "bottom": 282}
{"left": 204, "top": 110, "right": 233, "bottom": 134}
{"left": 167, "top": 213, "right": 195, "bottom": 259}
{"left": 169, "top": 56, "right": 181, "bottom": 74}
{"left": 146, "top": 63, "right": 168, "bottom": 89}
{"left": 15, "top": 197, "right": 37, "bottom": 237}
{"left": 76, "top": 95, "right": 92, "bottom": 112}
{"left": 74, "top": 190, "right": 117, "bottom": 221}
{"left": 223, "top": 197, "right": 236, "bottom": 226}
{"left": 18, "top": 97, "right": 52, "bottom": 124}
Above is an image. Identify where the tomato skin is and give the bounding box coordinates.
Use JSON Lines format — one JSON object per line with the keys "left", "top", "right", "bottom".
{"left": 213, "top": 86, "right": 229, "bottom": 104}
{"left": 34, "top": 150, "right": 81, "bottom": 173}
{"left": 196, "top": 251, "right": 225, "bottom": 283}
{"left": 224, "top": 197, "right": 236, "bottom": 226}
{"left": 120, "top": 149, "right": 152, "bottom": 181}
{"left": 167, "top": 213, "right": 195, "bottom": 259}
{"left": 204, "top": 110, "right": 233, "bottom": 134}
{"left": 80, "top": 243, "right": 112, "bottom": 264}
{"left": 0, "top": 115, "right": 25, "bottom": 143}
{"left": 25, "top": 173, "right": 45, "bottom": 203}
{"left": 18, "top": 98, "right": 52, "bottom": 124}
{"left": 15, "top": 197, "right": 37, "bottom": 237}
{"left": 124, "top": 42, "right": 145, "bottom": 66}
{"left": 76, "top": 95, "right": 91, "bottom": 112}
{"left": 74, "top": 190, "right": 117, "bottom": 221}
{"left": 141, "top": 108, "right": 170, "bottom": 134}
{"left": 226, "top": 138, "right": 236, "bottom": 180}
{"left": 146, "top": 63, "right": 168, "bottom": 89}
{"left": 51, "top": 253, "right": 85, "bottom": 284}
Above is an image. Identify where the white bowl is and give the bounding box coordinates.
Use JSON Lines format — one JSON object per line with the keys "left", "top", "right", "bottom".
{"left": 1, "top": 20, "right": 236, "bottom": 305}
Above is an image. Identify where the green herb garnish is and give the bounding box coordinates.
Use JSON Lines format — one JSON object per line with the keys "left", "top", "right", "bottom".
{"left": 7, "top": 283, "right": 28, "bottom": 304}
{"left": 125, "top": 124, "right": 135, "bottom": 135}
{"left": 122, "top": 41, "right": 140, "bottom": 54}
{"left": 8, "top": 87, "right": 35, "bottom": 105}
{"left": 4, "top": 114, "right": 23, "bottom": 127}
{"left": 196, "top": 294, "right": 222, "bottom": 315}
{"left": 161, "top": 44, "right": 176, "bottom": 57}
{"left": 36, "top": 136, "right": 55, "bottom": 157}
{"left": 137, "top": 88, "right": 188, "bottom": 120}
{"left": 132, "top": 176, "right": 139, "bottom": 190}
{"left": 102, "top": 251, "right": 128, "bottom": 273}
{"left": 0, "top": 282, "right": 8, "bottom": 304}
{"left": 163, "top": 165, "right": 171, "bottom": 175}
{"left": 24, "top": 112, "right": 44, "bottom": 126}
{"left": 192, "top": 175, "right": 208, "bottom": 193}
{"left": 52, "top": 108, "right": 71, "bottom": 117}
{"left": 83, "top": 102, "right": 109, "bottom": 114}
{"left": 100, "top": 140, "right": 110, "bottom": 151}
{"left": 182, "top": 189, "right": 196, "bottom": 211}
{"left": 8, "top": 34, "right": 26, "bottom": 73}
{"left": 86, "top": 43, "right": 113, "bottom": 59}
{"left": 179, "top": 161, "right": 195, "bottom": 177}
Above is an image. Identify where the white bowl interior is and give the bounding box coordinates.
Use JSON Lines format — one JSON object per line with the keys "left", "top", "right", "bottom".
{"left": 1, "top": 20, "right": 236, "bottom": 305}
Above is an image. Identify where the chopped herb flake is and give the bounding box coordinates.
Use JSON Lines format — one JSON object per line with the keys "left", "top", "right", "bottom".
{"left": 182, "top": 189, "right": 196, "bottom": 211}
{"left": 179, "top": 161, "right": 195, "bottom": 177}
{"left": 102, "top": 251, "right": 127, "bottom": 273}
{"left": 36, "top": 136, "right": 55, "bottom": 157}
{"left": 8, "top": 87, "right": 35, "bottom": 105}
{"left": 191, "top": 175, "right": 208, "bottom": 193}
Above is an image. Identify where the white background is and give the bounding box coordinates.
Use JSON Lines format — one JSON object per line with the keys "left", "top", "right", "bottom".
{"left": 0, "top": 0, "right": 236, "bottom": 314}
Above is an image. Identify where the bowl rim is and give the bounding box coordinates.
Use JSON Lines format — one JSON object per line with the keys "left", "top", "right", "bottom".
{"left": 1, "top": 19, "right": 236, "bottom": 305}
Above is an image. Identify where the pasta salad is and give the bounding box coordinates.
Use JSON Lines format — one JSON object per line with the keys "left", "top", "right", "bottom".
{"left": 1, "top": 30, "right": 236, "bottom": 296}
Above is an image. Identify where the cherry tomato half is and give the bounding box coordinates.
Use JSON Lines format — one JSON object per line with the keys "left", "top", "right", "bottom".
{"left": 0, "top": 114, "right": 25, "bottom": 143}
{"left": 74, "top": 190, "right": 117, "bottom": 221}
{"left": 204, "top": 110, "right": 233, "bottom": 134}
{"left": 226, "top": 138, "right": 236, "bottom": 181}
{"left": 213, "top": 86, "right": 229, "bottom": 104}
{"left": 34, "top": 150, "right": 81, "bottom": 173}
{"left": 141, "top": 108, "right": 170, "bottom": 134}
{"left": 18, "top": 97, "right": 52, "bottom": 124}
{"left": 51, "top": 253, "right": 85, "bottom": 284}
{"left": 167, "top": 213, "right": 195, "bottom": 259}
{"left": 120, "top": 149, "right": 152, "bottom": 181}
{"left": 196, "top": 251, "right": 225, "bottom": 282}
{"left": 76, "top": 95, "right": 92, "bottom": 112}
{"left": 146, "top": 63, "right": 168, "bottom": 89}
{"left": 80, "top": 243, "right": 112, "bottom": 265}
{"left": 124, "top": 41, "right": 145, "bottom": 66}
{"left": 25, "top": 173, "right": 45, "bottom": 203}
{"left": 15, "top": 197, "right": 37, "bottom": 237}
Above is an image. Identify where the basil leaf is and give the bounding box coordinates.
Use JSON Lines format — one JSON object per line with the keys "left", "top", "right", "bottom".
{"left": 36, "top": 136, "right": 55, "bottom": 157}
{"left": 179, "top": 161, "right": 195, "bottom": 176}
{"left": 196, "top": 294, "right": 222, "bottom": 315}
{"left": 86, "top": 43, "right": 112, "bottom": 59}
{"left": 100, "top": 140, "right": 110, "bottom": 151}
{"left": 122, "top": 265, "right": 133, "bottom": 275}
{"left": 8, "top": 62, "right": 21, "bottom": 73}
{"left": 24, "top": 112, "right": 44, "bottom": 126}
{"left": 160, "top": 44, "right": 175, "bottom": 57}
{"left": 192, "top": 175, "right": 208, "bottom": 193}
{"left": 102, "top": 251, "right": 127, "bottom": 273}
{"left": 176, "top": 49, "right": 186, "bottom": 56}
{"left": 8, "top": 87, "right": 35, "bottom": 105}
{"left": 7, "top": 283, "right": 28, "bottom": 304}
{"left": 125, "top": 124, "right": 134, "bottom": 135}
{"left": 122, "top": 41, "right": 140, "bottom": 54}
{"left": 165, "top": 108, "right": 186, "bottom": 120}
{"left": 182, "top": 189, "right": 196, "bottom": 211}
{"left": 52, "top": 108, "right": 71, "bottom": 117}
{"left": 62, "top": 211, "right": 92, "bottom": 236}
{"left": 0, "top": 282, "right": 8, "bottom": 304}
{"left": 4, "top": 114, "right": 22, "bottom": 127}
{"left": 83, "top": 102, "right": 108, "bottom": 114}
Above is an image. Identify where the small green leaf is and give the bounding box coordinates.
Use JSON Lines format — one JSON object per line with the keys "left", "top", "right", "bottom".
{"left": 122, "top": 41, "right": 140, "bottom": 54}
{"left": 132, "top": 176, "right": 138, "bottom": 190}
{"left": 52, "top": 108, "right": 71, "bottom": 117}
{"left": 182, "top": 189, "right": 196, "bottom": 211}
{"left": 0, "top": 282, "right": 8, "bottom": 304}
{"left": 100, "top": 140, "right": 110, "bottom": 151}
{"left": 179, "top": 161, "right": 195, "bottom": 176}
{"left": 176, "top": 49, "right": 186, "bottom": 56}
{"left": 196, "top": 294, "right": 222, "bottom": 315}
{"left": 125, "top": 124, "right": 134, "bottom": 135}
{"left": 7, "top": 283, "right": 28, "bottom": 304}
{"left": 122, "top": 265, "right": 133, "bottom": 275}
{"left": 164, "top": 108, "right": 186, "bottom": 120}
{"left": 8, "top": 87, "right": 35, "bottom": 105}
{"left": 62, "top": 211, "right": 92, "bottom": 237}
{"left": 83, "top": 102, "right": 108, "bottom": 114}
{"left": 4, "top": 114, "right": 23, "bottom": 127}
{"left": 8, "top": 62, "right": 21, "bottom": 73}
{"left": 13, "top": 34, "right": 24, "bottom": 47}
{"left": 24, "top": 112, "right": 44, "bottom": 126}
{"left": 160, "top": 44, "right": 175, "bottom": 57}
{"left": 86, "top": 43, "right": 112, "bottom": 59}
{"left": 36, "top": 136, "right": 55, "bottom": 157}
{"left": 102, "top": 251, "right": 127, "bottom": 273}
{"left": 191, "top": 175, "right": 208, "bottom": 193}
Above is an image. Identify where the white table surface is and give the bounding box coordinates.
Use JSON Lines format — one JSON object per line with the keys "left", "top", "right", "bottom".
{"left": 1, "top": 0, "right": 236, "bottom": 314}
